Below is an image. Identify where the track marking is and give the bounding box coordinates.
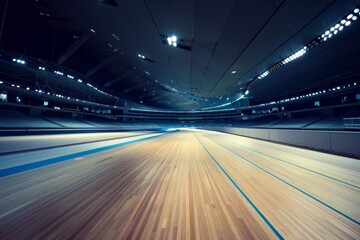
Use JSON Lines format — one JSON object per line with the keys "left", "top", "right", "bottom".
{"left": 194, "top": 134, "right": 284, "bottom": 240}
{"left": 0, "top": 132, "right": 154, "bottom": 156}
{"left": 0, "top": 199, "right": 35, "bottom": 219}
{"left": 208, "top": 129, "right": 359, "bottom": 172}
{"left": 212, "top": 139, "right": 360, "bottom": 225}
{"left": 216, "top": 136, "right": 360, "bottom": 189}
{"left": 0, "top": 131, "right": 178, "bottom": 177}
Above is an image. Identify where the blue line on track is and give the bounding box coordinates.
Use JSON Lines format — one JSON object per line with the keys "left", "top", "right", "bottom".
{"left": 215, "top": 140, "right": 360, "bottom": 226}
{"left": 194, "top": 134, "right": 284, "bottom": 240}
{"left": 225, "top": 138, "right": 359, "bottom": 189}
{"left": 0, "top": 131, "right": 178, "bottom": 177}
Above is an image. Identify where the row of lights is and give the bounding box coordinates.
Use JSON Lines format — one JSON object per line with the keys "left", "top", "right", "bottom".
{"left": 250, "top": 5, "right": 359, "bottom": 84}
{"left": 281, "top": 47, "right": 307, "bottom": 65}
{"left": 263, "top": 81, "right": 358, "bottom": 106}
{"left": 12, "top": 58, "right": 26, "bottom": 64}
{"left": 8, "top": 31, "right": 146, "bottom": 107}
{"left": 61, "top": 72, "right": 113, "bottom": 96}
{"left": 54, "top": 70, "right": 64, "bottom": 75}
{"left": 253, "top": 6, "right": 360, "bottom": 107}
{"left": 202, "top": 102, "right": 232, "bottom": 110}
{"left": 11, "top": 57, "right": 116, "bottom": 98}
{"left": 39, "top": 12, "right": 50, "bottom": 17}
{"left": 257, "top": 46, "right": 307, "bottom": 81}
{"left": 232, "top": 90, "right": 249, "bottom": 102}
{"left": 205, "top": 89, "right": 251, "bottom": 110}
{"left": 205, "top": 79, "right": 358, "bottom": 111}
{"left": 2, "top": 80, "right": 118, "bottom": 108}
{"left": 89, "top": 28, "right": 123, "bottom": 54}
{"left": 89, "top": 28, "right": 152, "bottom": 90}
{"left": 44, "top": 27, "right": 121, "bottom": 98}
{"left": 85, "top": 82, "right": 109, "bottom": 95}
{"left": 258, "top": 70, "right": 269, "bottom": 79}
{"left": 219, "top": 4, "right": 360, "bottom": 110}
{"left": 320, "top": 10, "right": 358, "bottom": 42}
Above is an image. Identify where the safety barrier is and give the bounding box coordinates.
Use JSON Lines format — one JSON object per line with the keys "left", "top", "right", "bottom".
{"left": 203, "top": 127, "right": 360, "bottom": 158}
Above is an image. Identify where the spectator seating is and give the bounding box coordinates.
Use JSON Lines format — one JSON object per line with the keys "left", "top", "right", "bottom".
{"left": 43, "top": 117, "right": 96, "bottom": 128}
{"left": 0, "top": 109, "right": 60, "bottom": 128}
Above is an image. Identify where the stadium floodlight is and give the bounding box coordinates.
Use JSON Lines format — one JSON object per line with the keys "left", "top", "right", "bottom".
{"left": 167, "top": 35, "right": 178, "bottom": 47}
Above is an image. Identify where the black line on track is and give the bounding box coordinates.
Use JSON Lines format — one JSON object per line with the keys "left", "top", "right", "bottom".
{"left": 97, "top": 157, "right": 113, "bottom": 163}
{"left": 201, "top": 128, "right": 360, "bottom": 160}
{"left": 0, "top": 132, "right": 158, "bottom": 156}
{"left": 193, "top": 133, "right": 284, "bottom": 240}
{"left": 211, "top": 134, "right": 360, "bottom": 189}
{"left": 0, "top": 131, "right": 179, "bottom": 178}
{"left": 204, "top": 134, "right": 360, "bottom": 225}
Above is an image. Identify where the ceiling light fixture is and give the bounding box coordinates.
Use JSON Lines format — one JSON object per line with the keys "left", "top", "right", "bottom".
{"left": 209, "top": 5, "right": 360, "bottom": 110}
{"left": 245, "top": 4, "right": 360, "bottom": 92}
{"left": 12, "top": 58, "right": 25, "bottom": 64}
{"left": 54, "top": 70, "right": 64, "bottom": 75}
{"left": 167, "top": 35, "right": 178, "bottom": 47}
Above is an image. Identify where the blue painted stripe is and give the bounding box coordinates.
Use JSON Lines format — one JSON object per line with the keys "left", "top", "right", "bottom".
{"left": 194, "top": 135, "right": 284, "bottom": 240}
{"left": 0, "top": 131, "right": 177, "bottom": 177}
{"left": 215, "top": 141, "right": 360, "bottom": 225}
{"left": 225, "top": 138, "right": 359, "bottom": 189}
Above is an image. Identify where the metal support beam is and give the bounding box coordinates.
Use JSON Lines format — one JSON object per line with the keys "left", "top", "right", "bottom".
{"left": 57, "top": 33, "right": 90, "bottom": 65}
{"left": 119, "top": 84, "right": 142, "bottom": 97}
{"left": 0, "top": 0, "right": 9, "bottom": 48}
{"left": 104, "top": 70, "right": 134, "bottom": 88}
{"left": 86, "top": 54, "right": 118, "bottom": 77}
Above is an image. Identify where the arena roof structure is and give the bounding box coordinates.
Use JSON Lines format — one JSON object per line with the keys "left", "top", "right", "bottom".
{"left": 1, "top": 0, "right": 359, "bottom": 110}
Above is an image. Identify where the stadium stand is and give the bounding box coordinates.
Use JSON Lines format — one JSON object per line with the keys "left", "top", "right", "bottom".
{"left": 343, "top": 117, "right": 360, "bottom": 129}
{"left": 82, "top": 119, "right": 123, "bottom": 128}
{"left": 305, "top": 110, "right": 360, "bottom": 130}
{"left": 42, "top": 117, "right": 97, "bottom": 128}
{"left": 270, "top": 116, "right": 322, "bottom": 129}
{"left": 1, "top": 108, "right": 359, "bottom": 131}
{"left": 0, "top": 109, "right": 60, "bottom": 128}
{"left": 305, "top": 116, "right": 344, "bottom": 129}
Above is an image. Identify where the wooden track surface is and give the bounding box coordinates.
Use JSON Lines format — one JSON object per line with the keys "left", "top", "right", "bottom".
{"left": 0, "top": 132, "right": 152, "bottom": 154}
{"left": 0, "top": 130, "right": 359, "bottom": 239}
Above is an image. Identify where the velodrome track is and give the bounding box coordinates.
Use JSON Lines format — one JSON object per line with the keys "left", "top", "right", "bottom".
{"left": 0, "top": 129, "right": 359, "bottom": 239}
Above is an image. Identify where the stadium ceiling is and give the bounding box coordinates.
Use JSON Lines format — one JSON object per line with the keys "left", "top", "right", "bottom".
{"left": 1, "top": 0, "right": 360, "bottom": 110}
